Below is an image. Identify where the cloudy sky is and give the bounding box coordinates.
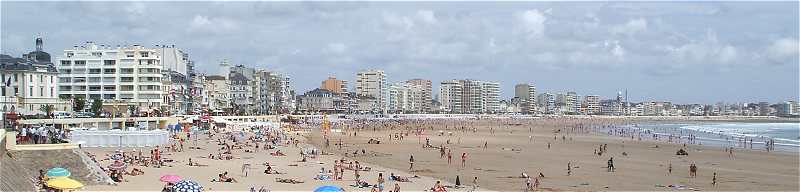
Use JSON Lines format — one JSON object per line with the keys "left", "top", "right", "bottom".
{"left": 2, "top": 1, "right": 798, "bottom": 103}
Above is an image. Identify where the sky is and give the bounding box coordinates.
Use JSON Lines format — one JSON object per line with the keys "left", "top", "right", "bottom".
{"left": 1, "top": 1, "right": 798, "bottom": 104}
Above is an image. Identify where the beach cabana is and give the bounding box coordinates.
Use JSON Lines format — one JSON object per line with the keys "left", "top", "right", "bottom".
{"left": 46, "top": 167, "right": 71, "bottom": 178}
{"left": 46, "top": 177, "right": 84, "bottom": 191}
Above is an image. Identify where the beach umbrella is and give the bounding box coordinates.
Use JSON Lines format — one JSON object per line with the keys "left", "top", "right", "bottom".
{"left": 107, "top": 161, "right": 127, "bottom": 171}
{"left": 160, "top": 174, "right": 182, "bottom": 183}
{"left": 314, "top": 185, "right": 344, "bottom": 192}
{"left": 46, "top": 167, "right": 71, "bottom": 178}
{"left": 172, "top": 180, "right": 203, "bottom": 192}
{"left": 46, "top": 177, "right": 84, "bottom": 190}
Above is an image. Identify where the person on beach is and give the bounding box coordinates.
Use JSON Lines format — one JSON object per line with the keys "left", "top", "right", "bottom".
{"left": 668, "top": 163, "right": 673, "bottom": 175}
{"left": 472, "top": 176, "right": 479, "bottom": 190}
{"left": 409, "top": 155, "right": 415, "bottom": 171}
{"left": 712, "top": 172, "right": 717, "bottom": 186}
{"left": 461, "top": 152, "right": 467, "bottom": 168}
{"left": 607, "top": 157, "right": 614, "bottom": 172}
{"left": 689, "top": 163, "right": 698, "bottom": 178}
{"left": 378, "top": 172, "right": 385, "bottom": 191}
{"left": 447, "top": 149, "right": 452, "bottom": 165}
{"left": 393, "top": 183, "right": 400, "bottom": 192}
{"left": 567, "top": 162, "right": 572, "bottom": 176}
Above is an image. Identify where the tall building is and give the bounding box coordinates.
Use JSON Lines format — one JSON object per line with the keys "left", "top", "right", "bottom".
{"left": 537, "top": 92, "right": 555, "bottom": 114}
{"left": 321, "top": 76, "right": 348, "bottom": 93}
{"left": 514, "top": 83, "right": 536, "bottom": 114}
{"left": 406, "top": 79, "right": 432, "bottom": 113}
{"left": 758, "top": 102, "right": 770, "bottom": 116}
{"left": 439, "top": 80, "right": 462, "bottom": 113}
{"left": 1, "top": 35, "right": 64, "bottom": 114}
{"left": 57, "top": 42, "right": 164, "bottom": 111}
{"left": 584, "top": 95, "right": 600, "bottom": 115}
{"left": 438, "top": 79, "right": 499, "bottom": 114}
{"left": 203, "top": 75, "right": 230, "bottom": 113}
{"left": 355, "top": 70, "right": 387, "bottom": 113}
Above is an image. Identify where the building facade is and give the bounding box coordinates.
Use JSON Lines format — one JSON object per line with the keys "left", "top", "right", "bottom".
{"left": 57, "top": 42, "right": 164, "bottom": 112}
{"left": 406, "top": 79, "right": 432, "bottom": 113}
{"left": 355, "top": 70, "right": 387, "bottom": 113}
{"left": 1, "top": 36, "right": 64, "bottom": 115}
{"left": 514, "top": 83, "right": 536, "bottom": 114}
{"left": 321, "top": 76, "right": 348, "bottom": 94}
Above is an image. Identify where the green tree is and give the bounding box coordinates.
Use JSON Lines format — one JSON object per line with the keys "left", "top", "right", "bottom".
{"left": 74, "top": 97, "right": 85, "bottom": 112}
{"left": 39, "top": 104, "right": 54, "bottom": 117}
{"left": 90, "top": 98, "right": 103, "bottom": 117}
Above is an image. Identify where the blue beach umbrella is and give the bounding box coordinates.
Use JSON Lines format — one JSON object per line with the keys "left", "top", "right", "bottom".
{"left": 46, "top": 167, "right": 71, "bottom": 178}
{"left": 314, "top": 185, "right": 344, "bottom": 192}
{"left": 172, "top": 180, "right": 203, "bottom": 192}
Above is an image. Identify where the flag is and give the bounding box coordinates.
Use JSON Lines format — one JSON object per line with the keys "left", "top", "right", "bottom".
{"left": 4, "top": 77, "right": 10, "bottom": 87}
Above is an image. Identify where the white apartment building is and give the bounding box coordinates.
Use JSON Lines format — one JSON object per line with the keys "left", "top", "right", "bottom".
{"left": 0, "top": 36, "right": 64, "bottom": 114}
{"left": 355, "top": 70, "right": 387, "bottom": 113}
{"left": 439, "top": 80, "right": 462, "bottom": 113}
{"left": 584, "top": 95, "right": 600, "bottom": 114}
{"left": 481, "top": 81, "right": 501, "bottom": 113}
{"left": 515, "top": 83, "right": 536, "bottom": 114}
{"left": 57, "top": 42, "right": 164, "bottom": 111}
{"left": 204, "top": 75, "right": 230, "bottom": 113}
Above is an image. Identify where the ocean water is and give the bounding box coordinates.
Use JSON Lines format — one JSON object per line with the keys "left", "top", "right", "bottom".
{"left": 631, "top": 122, "right": 800, "bottom": 152}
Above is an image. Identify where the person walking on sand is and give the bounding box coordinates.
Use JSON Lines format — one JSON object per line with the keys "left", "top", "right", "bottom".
{"left": 409, "top": 155, "right": 415, "bottom": 171}
{"left": 567, "top": 162, "right": 572, "bottom": 176}
{"left": 447, "top": 149, "right": 452, "bottom": 165}
{"left": 607, "top": 157, "right": 614, "bottom": 172}
{"left": 712, "top": 172, "right": 717, "bottom": 186}
{"left": 461, "top": 152, "right": 468, "bottom": 168}
{"left": 668, "top": 163, "right": 673, "bottom": 175}
{"left": 689, "top": 163, "right": 697, "bottom": 178}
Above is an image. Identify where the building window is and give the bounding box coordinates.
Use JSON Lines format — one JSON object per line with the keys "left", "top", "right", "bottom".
{"left": 50, "top": 87, "right": 53, "bottom": 97}
{"left": 61, "top": 60, "right": 71, "bottom": 66}
{"left": 1, "top": 87, "right": 4, "bottom": 96}
{"left": 126, "top": 52, "right": 134, "bottom": 58}
{"left": 141, "top": 52, "right": 149, "bottom": 57}
{"left": 40, "top": 87, "right": 43, "bottom": 97}
{"left": 29, "top": 86, "right": 33, "bottom": 97}
{"left": 14, "top": 87, "right": 19, "bottom": 95}
{"left": 74, "top": 60, "right": 86, "bottom": 66}
{"left": 14, "top": 74, "right": 17, "bottom": 82}
{"left": 104, "top": 60, "right": 116, "bottom": 66}
{"left": 40, "top": 75, "right": 43, "bottom": 83}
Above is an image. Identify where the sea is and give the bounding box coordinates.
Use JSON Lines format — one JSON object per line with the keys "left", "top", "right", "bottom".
{"left": 629, "top": 122, "right": 800, "bottom": 152}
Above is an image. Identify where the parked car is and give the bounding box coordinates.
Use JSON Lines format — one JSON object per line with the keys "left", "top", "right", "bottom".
{"left": 75, "top": 112, "right": 94, "bottom": 118}
{"left": 53, "top": 111, "right": 73, "bottom": 119}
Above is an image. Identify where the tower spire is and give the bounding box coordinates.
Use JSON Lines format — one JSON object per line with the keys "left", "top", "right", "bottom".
{"left": 35, "top": 33, "right": 43, "bottom": 52}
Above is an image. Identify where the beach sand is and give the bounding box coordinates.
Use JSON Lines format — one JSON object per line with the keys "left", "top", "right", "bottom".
{"left": 306, "top": 118, "right": 800, "bottom": 191}
{"left": 81, "top": 130, "right": 450, "bottom": 191}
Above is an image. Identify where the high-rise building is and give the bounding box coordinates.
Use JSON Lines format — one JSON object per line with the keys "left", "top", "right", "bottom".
{"left": 438, "top": 79, "right": 499, "bottom": 114}
{"left": 204, "top": 75, "right": 230, "bottom": 113}
{"left": 515, "top": 83, "right": 536, "bottom": 114}
{"left": 321, "top": 76, "right": 348, "bottom": 94}
{"left": 57, "top": 42, "right": 164, "bottom": 110}
{"left": 439, "top": 80, "right": 462, "bottom": 113}
{"left": 1, "top": 35, "right": 65, "bottom": 114}
{"left": 537, "top": 92, "right": 555, "bottom": 114}
{"left": 758, "top": 102, "right": 770, "bottom": 116}
{"left": 584, "top": 95, "right": 600, "bottom": 114}
{"left": 406, "top": 79, "right": 432, "bottom": 113}
{"left": 355, "top": 70, "right": 387, "bottom": 113}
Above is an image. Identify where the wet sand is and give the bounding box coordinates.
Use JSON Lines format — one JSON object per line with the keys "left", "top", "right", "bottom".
{"left": 307, "top": 118, "right": 800, "bottom": 191}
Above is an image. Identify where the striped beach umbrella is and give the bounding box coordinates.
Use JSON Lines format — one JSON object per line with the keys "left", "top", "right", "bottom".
{"left": 172, "top": 180, "right": 203, "bottom": 192}
{"left": 107, "top": 161, "right": 127, "bottom": 171}
{"left": 46, "top": 167, "right": 71, "bottom": 178}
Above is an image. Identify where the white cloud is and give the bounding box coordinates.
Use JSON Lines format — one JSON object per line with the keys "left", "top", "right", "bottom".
{"left": 766, "top": 37, "right": 799, "bottom": 64}
{"left": 416, "top": 10, "right": 437, "bottom": 25}
{"left": 611, "top": 18, "right": 648, "bottom": 36}
{"left": 517, "top": 9, "right": 548, "bottom": 39}
{"left": 189, "top": 15, "right": 239, "bottom": 33}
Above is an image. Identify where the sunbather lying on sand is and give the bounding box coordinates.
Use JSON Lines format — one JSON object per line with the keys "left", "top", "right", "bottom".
{"left": 275, "top": 178, "right": 304, "bottom": 184}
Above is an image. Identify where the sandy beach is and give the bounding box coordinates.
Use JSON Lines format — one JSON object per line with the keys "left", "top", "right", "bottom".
{"left": 305, "top": 118, "right": 800, "bottom": 191}
{"left": 80, "top": 127, "right": 453, "bottom": 191}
